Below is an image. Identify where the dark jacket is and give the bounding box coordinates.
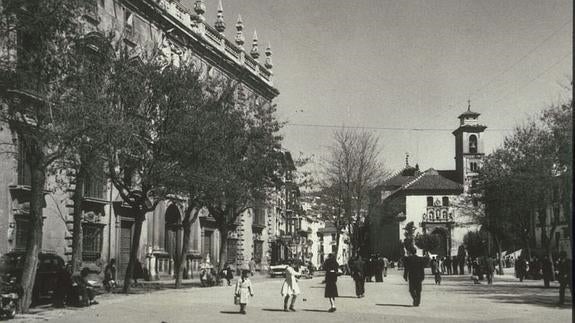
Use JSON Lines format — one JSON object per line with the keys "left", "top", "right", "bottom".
{"left": 349, "top": 258, "right": 365, "bottom": 278}
{"left": 324, "top": 258, "right": 339, "bottom": 282}
{"left": 403, "top": 255, "right": 425, "bottom": 282}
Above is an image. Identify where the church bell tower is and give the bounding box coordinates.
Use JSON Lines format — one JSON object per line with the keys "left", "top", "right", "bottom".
{"left": 452, "top": 101, "right": 487, "bottom": 192}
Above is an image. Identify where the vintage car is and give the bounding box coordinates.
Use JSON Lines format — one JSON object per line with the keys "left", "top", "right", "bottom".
{"left": 269, "top": 264, "right": 288, "bottom": 278}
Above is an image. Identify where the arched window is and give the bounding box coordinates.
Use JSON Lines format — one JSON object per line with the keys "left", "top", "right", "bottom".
{"left": 427, "top": 197, "right": 433, "bottom": 207}
{"left": 442, "top": 197, "right": 449, "bottom": 206}
{"left": 469, "top": 135, "right": 478, "bottom": 153}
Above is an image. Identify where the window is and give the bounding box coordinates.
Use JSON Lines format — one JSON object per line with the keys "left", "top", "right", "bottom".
{"left": 227, "top": 239, "right": 238, "bottom": 263}
{"left": 253, "top": 241, "right": 263, "bottom": 263}
{"left": 331, "top": 245, "right": 337, "bottom": 253}
{"left": 253, "top": 207, "right": 265, "bottom": 227}
{"left": 82, "top": 223, "right": 103, "bottom": 261}
{"left": 470, "top": 162, "right": 478, "bottom": 172}
{"left": 427, "top": 197, "right": 433, "bottom": 207}
{"left": 553, "top": 206, "right": 560, "bottom": 224}
{"left": 469, "top": 135, "right": 478, "bottom": 153}
{"left": 14, "top": 218, "right": 30, "bottom": 251}
{"left": 442, "top": 197, "right": 449, "bottom": 206}
{"left": 17, "top": 140, "right": 32, "bottom": 186}
{"left": 84, "top": 172, "right": 106, "bottom": 199}
{"left": 318, "top": 234, "right": 323, "bottom": 242}
{"left": 331, "top": 233, "right": 336, "bottom": 241}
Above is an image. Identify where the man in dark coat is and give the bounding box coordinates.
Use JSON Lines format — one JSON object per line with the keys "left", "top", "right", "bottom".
{"left": 445, "top": 256, "right": 452, "bottom": 275}
{"left": 452, "top": 256, "right": 458, "bottom": 275}
{"left": 516, "top": 257, "right": 527, "bottom": 282}
{"left": 374, "top": 256, "right": 384, "bottom": 282}
{"left": 403, "top": 247, "right": 425, "bottom": 306}
{"left": 349, "top": 255, "right": 365, "bottom": 298}
{"left": 485, "top": 256, "right": 495, "bottom": 285}
{"left": 458, "top": 245, "right": 467, "bottom": 275}
{"left": 557, "top": 251, "right": 572, "bottom": 305}
{"left": 541, "top": 255, "right": 553, "bottom": 288}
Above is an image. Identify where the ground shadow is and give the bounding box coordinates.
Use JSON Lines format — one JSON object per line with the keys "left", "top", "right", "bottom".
{"left": 261, "top": 308, "right": 287, "bottom": 312}
{"left": 220, "top": 311, "right": 242, "bottom": 315}
{"left": 302, "top": 309, "right": 330, "bottom": 313}
{"left": 376, "top": 303, "right": 412, "bottom": 308}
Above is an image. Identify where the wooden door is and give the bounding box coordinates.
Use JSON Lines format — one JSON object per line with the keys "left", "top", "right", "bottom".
{"left": 118, "top": 220, "right": 133, "bottom": 279}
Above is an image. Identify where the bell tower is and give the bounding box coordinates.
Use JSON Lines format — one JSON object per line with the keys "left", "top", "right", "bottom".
{"left": 452, "top": 101, "right": 487, "bottom": 192}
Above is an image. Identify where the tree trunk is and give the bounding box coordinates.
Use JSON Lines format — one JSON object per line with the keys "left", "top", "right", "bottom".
{"left": 175, "top": 207, "right": 199, "bottom": 289}
{"left": 334, "top": 231, "right": 341, "bottom": 260}
{"left": 19, "top": 166, "right": 46, "bottom": 312}
{"left": 122, "top": 213, "right": 144, "bottom": 293}
{"left": 217, "top": 226, "right": 229, "bottom": 283}
{"left": 71, "top": 166, "right": 85, "bottom": 274}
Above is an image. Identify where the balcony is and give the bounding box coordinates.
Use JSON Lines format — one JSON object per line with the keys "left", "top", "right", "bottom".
{"left": 422, "top": 207, "right": 454, "bottom": 223}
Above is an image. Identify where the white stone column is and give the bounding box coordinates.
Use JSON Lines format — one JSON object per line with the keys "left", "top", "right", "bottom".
{"left": 149, "top": 255, "right": 157, "bottom": 280}
{"left": 169, "top": 258, "right": 175, "bottom": 277}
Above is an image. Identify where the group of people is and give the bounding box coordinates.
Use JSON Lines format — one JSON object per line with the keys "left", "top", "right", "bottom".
{"left": 233, "top": 253, "right": 341, "bottom": 314}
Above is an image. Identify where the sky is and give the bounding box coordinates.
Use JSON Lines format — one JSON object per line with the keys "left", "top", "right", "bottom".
{"left": 183, "top": 0, "right": 573, "bottom": 174}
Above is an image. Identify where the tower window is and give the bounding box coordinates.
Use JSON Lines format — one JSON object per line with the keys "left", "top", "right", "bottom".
{"left": 442, "top": 197, "right": 449, "bottom": 206}
{"left": 469, "top": 135, "right": 478, "bottom": 153}
{"left": 470, "top": 162, "right": 478, "bottom": 172}
{"left": 427, "top": 197, "right": 433, "bottom": 207}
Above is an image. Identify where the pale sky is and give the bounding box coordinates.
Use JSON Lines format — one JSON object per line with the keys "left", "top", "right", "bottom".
{"left": 184, "top": 0, "right": 573, "bottom": 173}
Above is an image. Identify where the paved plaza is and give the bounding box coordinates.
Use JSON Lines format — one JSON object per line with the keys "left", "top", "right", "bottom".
{"left": 13, "top": 270, "right": 572, "bottom": 323}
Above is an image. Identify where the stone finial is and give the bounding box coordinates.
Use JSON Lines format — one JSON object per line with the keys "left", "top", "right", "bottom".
{"left": 194, "top": 0, "right": 206, "bottom": 22}
{"left": 235, "top": 14, "right": 245, "bottom": 50}
{"left": 467, "top": 99, "right": 471, "bottom": 111}
{"left": 250, "top": 30, "right": 259, "bottom": 59}
{"left": 405, "top": 152, "right": 410, "bottom": 168}
{"left": 264, "top": 42, "right": 273, "bottom": 69}
{"left": 214, "top": 0, "right": 225, "bottom": 34}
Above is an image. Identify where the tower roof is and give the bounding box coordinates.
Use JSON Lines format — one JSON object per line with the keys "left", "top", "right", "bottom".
{"left": 458, "top": 110, "right": 480, "bottom": 119}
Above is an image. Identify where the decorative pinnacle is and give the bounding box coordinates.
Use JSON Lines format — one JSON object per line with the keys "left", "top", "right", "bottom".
{"left": 250, "top": 30, "right": 259, "bottom": 59}
{"left": 264, "top": 42, "right": 273, "bottom": 69}
{"left": 405, "top": 152, "right": 410, "bottom": 168}
{"left": 467, "top": 99, "right": 471, "bottom": 111}
{"left": 214, "top": 0, "right": 226, "bottom": 33}
{"left": 194, "top": 0, "right": 206, "bottom": 22}
{"left": 235, "top": 14, "right": 245, "bottom": 49}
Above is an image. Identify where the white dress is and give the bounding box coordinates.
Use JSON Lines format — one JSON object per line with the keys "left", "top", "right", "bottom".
{"left": 281, "top": 266, "right": 301, "bottom": 296}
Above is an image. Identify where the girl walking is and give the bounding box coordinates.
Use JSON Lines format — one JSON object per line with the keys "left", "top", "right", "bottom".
{"left": 323, "top": 253, "right": 339, "bottom": 312}
{"left": 234, "top": 270, "right": 254, "bottom": 314}
{"left": 281, "top": 260, "right": 301, "bottom": 312}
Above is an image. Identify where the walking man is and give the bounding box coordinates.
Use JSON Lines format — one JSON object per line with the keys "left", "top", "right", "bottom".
{"left": 542, "top": 255, "right": 553, "bottom": 288}
{"left": 557, "top": 251, "right": 572, "bottom": 305}
{"left": 403, "top": 247, "right": 425, "bottom": 306}
{"left": 445, "top": 256, "right": 452, "bottom": 275}
{"left": 349, "top": 255, "right": 365, "bottom": 298}
{"left": 430, "top": 257, "right": 441, "bottom": 285}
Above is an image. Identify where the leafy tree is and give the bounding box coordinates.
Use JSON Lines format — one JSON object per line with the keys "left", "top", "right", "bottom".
{"left": 402, "top": 221, "right": 416, "bottom": 252}
{"left": 0, "top": 0, "right": 84, "bottom": 312}
{"left": 463, "top": 231, "right": 488, "bottom": 259}
{"left": 415, "top": 233, "right": 440, "bottom": 256}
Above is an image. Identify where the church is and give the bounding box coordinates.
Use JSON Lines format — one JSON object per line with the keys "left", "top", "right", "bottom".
{"left": 368, "top": 106, "right": 486, "bottom": 260}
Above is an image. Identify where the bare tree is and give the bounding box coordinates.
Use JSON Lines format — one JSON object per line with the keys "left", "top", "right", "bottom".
{"left": 321, "top": 128, "right": 387, "bottom": 257}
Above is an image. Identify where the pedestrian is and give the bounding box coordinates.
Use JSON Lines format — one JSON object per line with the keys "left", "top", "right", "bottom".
{"left": 323, "top": 253, "right": 339, "bottom": 312}
{"left": 445, "top": 256, "right": 452, "bottom": 275}
{"left": 557, "top": 251, "right": 572, "bottom": 305}
{"left": 430, "top": 257, "right": 441, "bottom": 285}
{"left": 234, "top": 270, "right": 254, "bottom": 314}
{"left": 452, "top": 256, "right": 458, "bottom": 275}
{"left": 383, "top": 256, "right": 389, "bottom": 277}
{"left": 403, "top": 247, "right": 425, "bottom": 306}
{"left": 249, "top": 258, "right": 257, "bottom": 276}
{"left": 71, "top": 267, "right": 98, "bottom": 307}
{"left": 223, "top": 264, "right": 234, "bottom": 286}
{"left": 516, "top": 257, "right": 527, "bottom": 282}
{"left": 281, "top": 260, "right": 301, "bottom": 312}
{"left": 349, "top": 255, "right": 365, "bottom": 298}
{"left": 103, "top": 259, "right": 117, "bottom": 292}
{"left": 467, "top": 257, "right": 472, "bottom": 274}
{"left": 541, "top": 255, "right": 553, "bottom": 288}
{"left": 485, "top": 256, "right": 495, "bottom": 285}
{"left": 375, "top": 255, "right": 384, "bottom": 282}
{"left": 364, "top": 255, "right": 373, "bottom": 282}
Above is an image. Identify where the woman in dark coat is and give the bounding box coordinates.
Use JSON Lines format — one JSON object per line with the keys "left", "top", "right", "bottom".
{"left": 323, "top": 253, "right": 339, "bottom": 312}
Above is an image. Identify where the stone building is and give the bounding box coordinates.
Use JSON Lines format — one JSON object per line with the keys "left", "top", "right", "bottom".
{"left": 0, "top": 0, "right": 278, "bottom": 280}
{"left": 368, "top": 106, "right": 485, "bottom": 260}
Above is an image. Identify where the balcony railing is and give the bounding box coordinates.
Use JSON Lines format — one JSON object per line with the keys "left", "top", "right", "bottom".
{"left": 422, "top": 207, "right": 454, "bottom": 223}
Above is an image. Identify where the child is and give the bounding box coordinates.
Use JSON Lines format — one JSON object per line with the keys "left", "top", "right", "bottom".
{"left": 234, "top": 270, "right": 254, "bottom": 314}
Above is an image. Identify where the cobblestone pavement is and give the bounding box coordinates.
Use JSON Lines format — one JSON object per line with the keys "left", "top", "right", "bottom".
{"left": 11, "top": 269, "right": 572, "bottom": 323}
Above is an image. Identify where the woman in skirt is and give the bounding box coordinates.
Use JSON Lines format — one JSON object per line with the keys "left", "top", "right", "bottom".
{"left": 234, "top": 270, "right": 254, "bottom": 314}
{"left": 323, "top": 253, "right": 339, "bottom": 312}
{"left": 281, "top": 260, "right": 301, "bottom": 312}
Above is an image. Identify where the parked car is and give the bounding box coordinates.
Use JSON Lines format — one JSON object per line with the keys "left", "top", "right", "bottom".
{"left": 0, "top": 251, "right": 68, "bottom": 306}
{"left": 269, "top": 264, "right": 288, "bottom": 278}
